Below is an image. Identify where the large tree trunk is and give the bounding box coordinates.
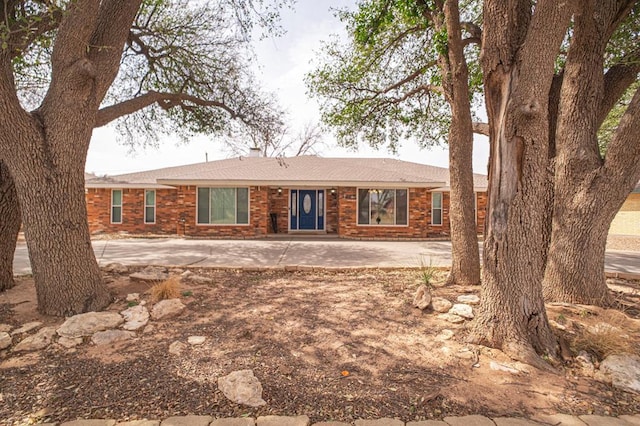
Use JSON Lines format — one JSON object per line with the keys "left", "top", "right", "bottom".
{"left": 541, "top": 1, "right": 639, "bottom": 306}
{"left": 441, "top": 0, "right": 480, "bottom": 286}
{"left": 9, "top": 127, "right": 111, "bottom": 316}
{"left": 543, "top": 192, "right": 616, "bottom": 305}
{"left": 0, "top": 161, "right": 21, "bottom": 291}
{"left": 469, "top": 0, "right": 573, "bottom": 368}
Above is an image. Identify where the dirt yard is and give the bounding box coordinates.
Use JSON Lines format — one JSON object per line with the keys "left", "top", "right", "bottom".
{"left": 1, "top": 268, "right": 639, "bottom": 425}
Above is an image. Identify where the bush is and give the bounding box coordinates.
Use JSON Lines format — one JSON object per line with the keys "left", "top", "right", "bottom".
{"left": 150, "top": 276, "right": 181, "bottom": 302}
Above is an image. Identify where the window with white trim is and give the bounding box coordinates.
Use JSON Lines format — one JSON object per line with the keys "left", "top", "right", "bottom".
{"left": 144, "top": 189, "right": 155, "bottom": 224}
{"left": 197, "top": 187, "right": 249, "bottom": 225}
{"left": 357, "top": 189, "right": 408, "bottom": 225}
{"left": 431, "top": 192, "right": 443, "bottom": 226}
{"left": 111, "top": 189, "right": 122, "bottom": 224}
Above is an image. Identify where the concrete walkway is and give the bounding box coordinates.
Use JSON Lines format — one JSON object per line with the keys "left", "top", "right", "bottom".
{"left": 48, "top": 413, "right": 640, "bottom": 425}
{"left": 12, "top": 237, "right": 640, "bottom": 276}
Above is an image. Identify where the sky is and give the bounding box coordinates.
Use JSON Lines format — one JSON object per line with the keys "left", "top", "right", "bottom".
{"left": 85, "top": 0, "right": 489, "bottom": 176}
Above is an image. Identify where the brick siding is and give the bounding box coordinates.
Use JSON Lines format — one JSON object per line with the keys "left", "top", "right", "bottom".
{"left": 86, "top": 186, "right": 486, "bottom": 239}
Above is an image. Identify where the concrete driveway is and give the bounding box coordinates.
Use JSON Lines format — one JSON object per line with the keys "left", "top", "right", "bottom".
{"left": 12, "top": 237, "right": 640, "bottom": 275}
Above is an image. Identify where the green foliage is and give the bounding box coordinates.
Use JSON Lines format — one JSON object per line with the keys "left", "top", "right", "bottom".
{"left": 307, "top": 0, "right": 482, "bottom": 153}
{"left": 8, "top": 0, "right": 289, "bottom": 148}
{"left": 417, "top": 256, "right": 438, "bottom": 288}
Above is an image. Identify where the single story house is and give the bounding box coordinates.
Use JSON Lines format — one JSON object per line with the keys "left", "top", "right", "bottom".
{"left": 85, "top": 153, "right": 489, "bottom": 239}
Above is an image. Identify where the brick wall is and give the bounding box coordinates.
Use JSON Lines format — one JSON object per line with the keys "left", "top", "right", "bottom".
{"left": 86, "top": 185, "right": 486, "bottom": 239}
{"left": 86, "top": 188, "right": 177, "bottom": 235}
{"left": 177, "top": 185, "right": 269, "bottom": 238}
{"left": 336, "top": 187, "right": 485, "bottom": 239}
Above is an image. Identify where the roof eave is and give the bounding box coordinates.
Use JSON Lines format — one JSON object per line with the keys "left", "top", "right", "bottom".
{"left": 156, "top": 179, "right": 448, "bottom": 188}
{"left": 85, "top": 183, "right": 176, "bottom": 189}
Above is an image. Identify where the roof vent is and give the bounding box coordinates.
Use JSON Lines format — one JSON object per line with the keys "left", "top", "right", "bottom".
{"left": 248, "top": 147, "right": 261, "bottom": 158}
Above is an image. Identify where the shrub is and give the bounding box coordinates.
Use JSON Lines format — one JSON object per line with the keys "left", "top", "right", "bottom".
{"left": 571, "top": 312, "right": 635, "bottom": 361}
{"left": 150, "top": 276, "right": 181, "bottom": 302}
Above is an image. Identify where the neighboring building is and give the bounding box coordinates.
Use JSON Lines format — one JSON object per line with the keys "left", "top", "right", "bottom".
{"left": 85, "top": 155, "right": 488, "bottom": 239}
{"left": 609, "top": 182, "right": 640, "bottom": 236}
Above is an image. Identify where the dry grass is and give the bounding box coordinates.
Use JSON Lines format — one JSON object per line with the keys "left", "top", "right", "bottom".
{"left": 571, "top": 310, "right": 637, "bottom": 360}
{"left": 150, "top": 276, "right": 181, "bottom": 302}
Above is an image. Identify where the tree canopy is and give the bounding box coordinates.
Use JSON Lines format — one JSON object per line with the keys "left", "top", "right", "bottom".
{"left": 5, "top": 0, "right": 288, "bottom": 147}
{"left": 307, "top": 0, "right": 484, "bottom": 153}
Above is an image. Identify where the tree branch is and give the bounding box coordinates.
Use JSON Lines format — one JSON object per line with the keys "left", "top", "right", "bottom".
{"left": 472, "top": 122, "right": 489, "bottom": 136}
{"left": 7, "top": 9, "right": 63, "bottom": 58}
{"left": 599, "top": 60, "right": 640, "bottom": 127}
{"left": 603, "top": 86, "right": 640, "bottom": 193}
{"left": 95, "top": 90, "right": 246, "bottom": 128}
{"left": 89, "top": 0, "right": 144, "bottom": 101}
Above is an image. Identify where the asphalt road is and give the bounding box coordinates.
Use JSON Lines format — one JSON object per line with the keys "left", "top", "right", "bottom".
{"left": 12, "top": 237, "right": 640, "bottom": 276}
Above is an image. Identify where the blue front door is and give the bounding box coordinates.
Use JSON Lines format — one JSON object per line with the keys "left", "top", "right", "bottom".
{"left": 298, "top": 190, "right": 317, "bottom": 230}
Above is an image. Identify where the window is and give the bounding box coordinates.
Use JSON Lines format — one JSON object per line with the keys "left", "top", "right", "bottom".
{"left": 144, "top": 190, "right": 155, "bottom": 224}
{"left": 357, "top": 189, "right": 408, "bottom": 225}
{"left": 111, "top": 189, "right": 122, "bottom": 224}
{"left": 197, "top": 187, "right": 249, "bottom": 225}
{"left": 432, "top": 192, "right": 443, "bottom": 226}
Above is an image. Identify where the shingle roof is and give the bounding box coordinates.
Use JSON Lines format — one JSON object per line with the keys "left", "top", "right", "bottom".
{"left": 85, "top": 156, "right": 487, "bottom": 190}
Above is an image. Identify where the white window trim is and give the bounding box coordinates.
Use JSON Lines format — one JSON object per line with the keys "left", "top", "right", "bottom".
{"left": 287, "top": 188, "right": 327, "bottom": 232}
{"left": 195, "top": 186, "right": 251, "bottom": 226}
{"left": 431, "top": 191, "right": 443, "bottom": 226}
{"left": 144, "top": 189, "right": 156, "bottom": 224}
{"left": 356, "top": 188, "right": 409, "bottom": 227}
{"left": 111, "top": 189, "right": 123, "bottom": 224}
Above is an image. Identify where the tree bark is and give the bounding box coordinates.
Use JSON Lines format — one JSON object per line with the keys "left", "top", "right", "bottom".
{"left": 542, "top": 1, "right": 639, "bottom": 306}
{"left": 470, "top": 0, "right": 573, "bottom": 368}
{"left": 0, "top": 161, "right": 21, "bottom": 291}
{"left": 0, "top": 0, "right": 141, "bottom": 315}
{"left": 543, "top": 196, "right": 616, "bottom": 305}
{"left": 442, "top": 0, "right": 480, "bottom": 286}
{"left": 7, "top": 123, "right": 112, "bottom": 316}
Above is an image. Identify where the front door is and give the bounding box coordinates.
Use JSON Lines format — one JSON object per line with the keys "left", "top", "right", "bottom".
{"left": 298, "top": 190, "right": 316, "bottom": 230}
{"left": 290, "top": 189, "right": 324, "bottom": 231}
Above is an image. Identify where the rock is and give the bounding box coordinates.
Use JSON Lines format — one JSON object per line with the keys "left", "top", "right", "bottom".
{"left": 126, "top": 293, "right": 140, "bottom": 302}
{"left": 455, "top": 348, "right": 476, "bottom": 360}
{"left": 181, "top": 270, "right": 193, "bottom": 278}
{"left": 58, "top": 336, "right": 83, "bottom": 348}
{"left": 435, "top": 329, "right": 454, "bottom": 341}
{"left": 431, "top": 298, "right": 453, "bottom": 313}
{"left": 13, "top": 327, "right": 56, "bottom": 352}
{"left": 188, "top": 336, "right": 206, "bottom": 345}
{"left": 576, "top": 351, "right": 595, "bottom": 371}
{"left": 448, "top": 304, "right": 474, "bottom": 319}
{"left": 169, "top": 341, "right": 187, "bottom": 355}
{"left": 437, "top": 313, "right": 465, "bottom": 324}
{"left": 596, "top": 353, "right": 640, "bottom": 393}
{"left": 11, "top": 321, "right": 42, "bottom": 335}
{"left": 0, "top": 324, "right": 12, "bottom": 333}
{"left": 162, "top": 416, "right": 212, "bottom": 426}
{"left": 0, "top": 332, "right": 12, "bottom": 349}
{"left": 129, "top": 271, "right": 169, "bottom": 282}
{"left": 143, "top": 324, "right": 156, "bottom": 334}
{"left": 92, "top": 330, "right": 135, "bottom": 346}
{"left": 413, "top": 285, "right": 432, "bottom": 310}
{"left": 489, "top": 361, "right": 520, "bottom": 374}
{"left": 103, "top": 262, "right": 129, "bottom": 274}
{"left": 457, "top": 294, "right": 480, "bottom": 305}
{"left": 217, "top": 369, "right": 266, "bottom": 407}
{"left": 57, "top": 312, "right": 124, "bottom": 338}
{"left": 130, "top": 266, "right": 168, "bottom": 282}
{"left": 151, "top": 299, "right": 185, "bottom": 320}
{"left": 121, "top": 305, "right": 149, "bottom": 331}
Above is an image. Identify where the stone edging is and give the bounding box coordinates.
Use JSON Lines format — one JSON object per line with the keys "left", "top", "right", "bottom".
{"left": 39, "top": 413, "right": 640, "bottom": 426}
